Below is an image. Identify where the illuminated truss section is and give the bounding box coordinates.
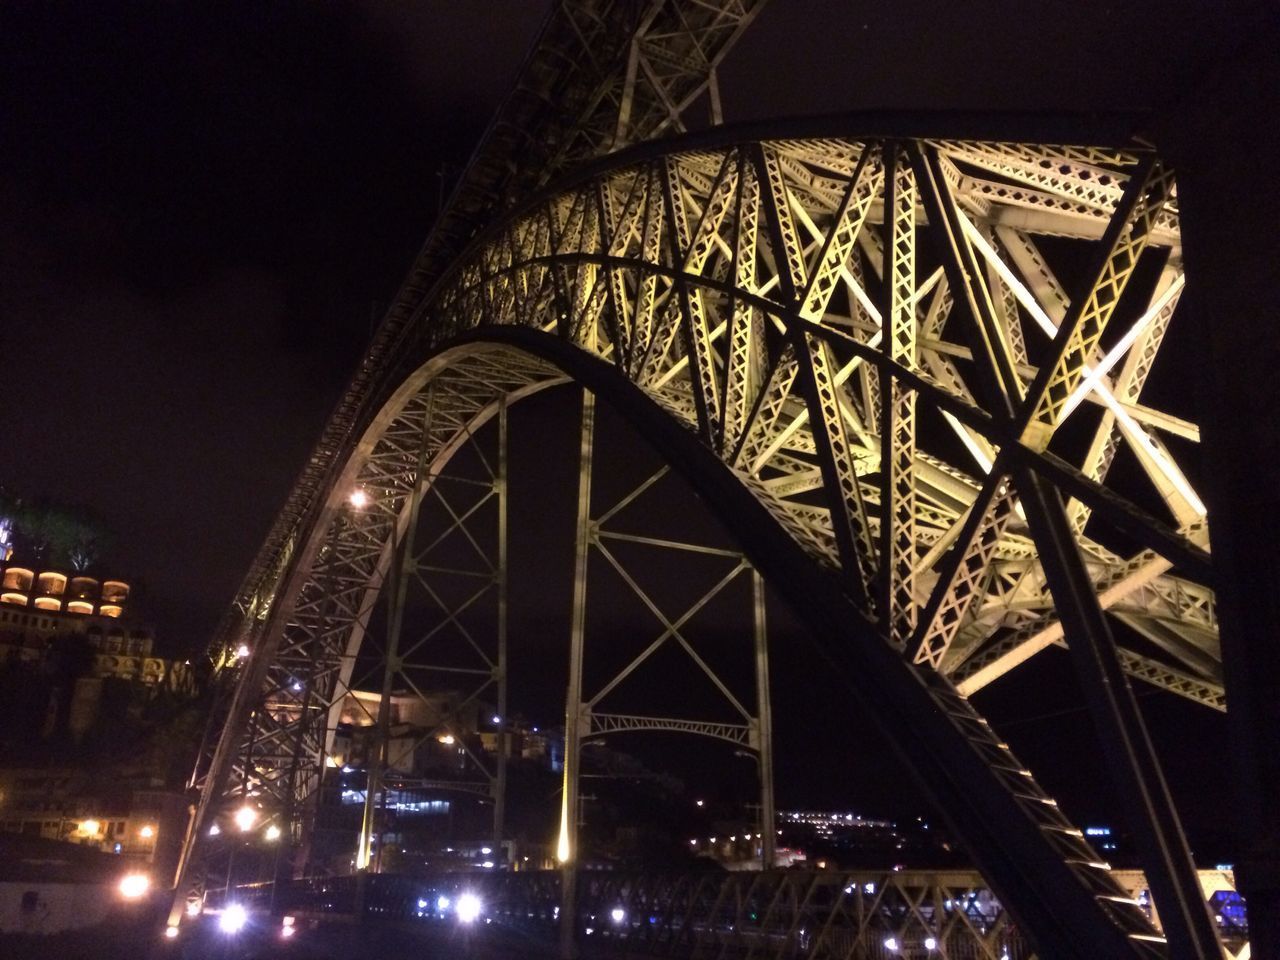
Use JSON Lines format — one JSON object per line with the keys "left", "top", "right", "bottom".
{"left": 432, "top": 136, "right": 1219, "bottom": 710}
{"left": 176, "top": 134, "right": 1229, "bottom": 958}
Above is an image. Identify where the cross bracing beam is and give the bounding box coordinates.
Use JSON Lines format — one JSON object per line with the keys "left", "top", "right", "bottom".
{"left": 179, "top": 131, "right": 1232, "bottom": 959}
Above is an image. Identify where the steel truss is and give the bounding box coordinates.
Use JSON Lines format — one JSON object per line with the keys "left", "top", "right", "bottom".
{"left": 172, "top": 131, "right": 1238, "bottom": 958}
{"left": 557, "top": 392, "right": 777, "bottom": 883}
{"left": 264, "top": 866, "right": 1249, "bottom": 960}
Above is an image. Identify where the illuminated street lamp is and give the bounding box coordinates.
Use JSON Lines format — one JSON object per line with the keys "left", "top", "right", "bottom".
{"left": 139, "top": 825, "right": 155, "bottom": 839}
{"left": 265, "top": 824, "right": 282, "bottom": 842}
{"left": 220, "top": 903, "right": 248, "bottom": 935}
{"left": 234, "top": 806, "right": 257, "bottom": 832}
{"left": 349, "top": 489, "right": 369, "bottom": 509}
{"left": 456, "top": 893, "right": 482, "bottom": 923}
{"left": 118, "top": 873, "right": 150, "bottom": 900}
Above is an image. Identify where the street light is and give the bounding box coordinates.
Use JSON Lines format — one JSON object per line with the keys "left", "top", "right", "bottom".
{"left": 349, "top": 489, "right": 369, "bottom": 509}
{"left": 118, "top": 873, "right": 150, "bottom": 900}
{"left": 456, "top": 893, "right": 482, "bottom": 923}
{"left": 234, "top": 806, "right": 257, "bottom": 832}
{"left": 265, "top": 824, "right": 282, "bottom": 842}
{"left": 219, "top": 903, "right": 248, "bottom": 934}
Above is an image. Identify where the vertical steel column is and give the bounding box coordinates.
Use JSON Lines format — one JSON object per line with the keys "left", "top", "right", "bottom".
{"left": 492, "top": 397, "right": 510, "bottom": 862}
{"left": 752, "top": 569, "right": 776, "bottom": 870}
{"left": 559, "top": 390, "right": 595, "bottom": 960}
{"left": 356, "top": 426, "right": 432, "bottom": 879}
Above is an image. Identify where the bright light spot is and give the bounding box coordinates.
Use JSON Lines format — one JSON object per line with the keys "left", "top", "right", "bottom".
{"left": 611, "top": 907, "right": 625, "bottom": 925}
{"left": 491, "top": 715, "right": 501, "bottom": 724}
{"left": 456, "top": 893, "right": 482, "bottom": 923}
{"left": 349, "top": 489, "right": 369, "bottom": 509}
{"left": 925, "top": 936, "right": 938, "bottom": 950}
{"left": 118, "top": 873, "right": 150, "bottom": 899}
{"left": 80, "top": 819, "right": 101, "bottom": 835}
{"left": 324, "top": 755, "right": 340, "bottom": 768}
{"left": 884, "top": 937, "right": 899, "bottom": 952}
{"left": 234, "top": 806, "right": 257, "bottom": 832}
{"left": 164, "top": 926, "right": 179, "bottom": 940}
{"left": 437, "top": 895, "right": 451, "bottom": 912}
{"left": 235, "top": 644, "right": 250, "bottom": 660}
{"left": 291, "top": 682, "right": 302, "bottom": 692}
{"left": 282, "top": 916, "right": 295, "bottom": 927}
{"left": 689, "top": 839, "right": 697, "bottom": 846}
{"left": 437, "top": 734, "right": 455, "bottom": 745}
{"left": 481, "top": 861, "right": 494, "bottom": 869}
{"left": 709, "top": 837, "right": 716, "bottom": 843}
{"left": 220, "top": 904, "right": 248, "bottom": 935}
{"left": 695, "top": 799, "right": 704, "bottom": 808}
{"left": 863, "top": 882, "right": 876, "bottom": 895}
{"left": 265, "top": 824, "right": 282, "bottom": 842}
{"left": 139, "top": 825, "right": 155, "bottom": 839}
{"left": 281, "top": 924, "right": 295, "bottom": 939}
{"left": 186, "top": 900, "right": 201, "bottom": 917}
{"left": 585, "top": 927, "right": 594, "bottom": 936}
{"left": 481, "top": 847, "right": 491, "bottom": 855}
{"left": 208, "top": 824, "right": 221, "bottom": 836}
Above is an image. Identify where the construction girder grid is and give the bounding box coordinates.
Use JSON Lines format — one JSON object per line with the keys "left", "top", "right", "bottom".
{"left": 171, "top": 4, "right": 1240, "bottom": 960}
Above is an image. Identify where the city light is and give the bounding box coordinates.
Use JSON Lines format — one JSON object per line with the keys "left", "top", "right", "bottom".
{"left": 186, "top": 900, "right": 201, "bottom": 917}
{"left": 481, "top": 846, "right": 491, "bottom": 855}
{"left": 456, "top": 893, "right": 482, "bottom": 923}
{"left": 482, "top": 861, "right": 494, "bottom": 869}
{"left": 437, "top": 734, "right": 455, "bottom": 745}
{"left": 208, "top": 824, "right": 221, "bottom": 836}
{"left": 925, "top": 936, "right": 938, "bottom": 950}
{"left": 139, "top": 825, "right": 155, "bottom": 839}
{"left": 695, "top": 799, "right": 704, "bottom": 807}
{"left": 235, "top": 644, "right": 250, "bottom": 659}
{"left": 349, "top": 489, "right": 369, "bottom": 509}
{"left": 265, "top": 824, "right": 282, "bottom": 841}
{"left": 437, "top": 895, "right": 451, "bottom": 912}
{"left": 491, "top": 715, "right": 501, "bottom": 724}
{"left": 164, "top": 926, "right": 179, "bottom": 940}
{"left": 884, "top": 937, "right": 899, "bottom": 952}
{"left": 281, "top": 916, "right": 296, "bottom": 938}
{"left": 219, "top": 903, "right": 248, "bottom": 934}
{"left": 234, "top": 806, "right": 257, "bottom": 832}
{"left": 80, "top": 819, "right": 101, "bottom": 835}
{"left": 610, "top": 907, "right": 626, "bottom": 925}
{"left": 118, "top": 873, "right": 150, "bottom": 900}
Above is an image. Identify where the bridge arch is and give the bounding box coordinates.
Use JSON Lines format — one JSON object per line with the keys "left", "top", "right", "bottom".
{"left": 184, "top": 131, "right": 1221, "bottom": 958}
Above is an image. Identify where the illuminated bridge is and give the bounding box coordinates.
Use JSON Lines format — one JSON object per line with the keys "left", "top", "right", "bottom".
{"left": 163, "top": 3, "right": 1277, "bottom": 959}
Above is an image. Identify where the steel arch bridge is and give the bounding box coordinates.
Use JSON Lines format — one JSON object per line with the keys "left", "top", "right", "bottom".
{"left": 168, "top": 5, "right": 1254, "bottom": 960}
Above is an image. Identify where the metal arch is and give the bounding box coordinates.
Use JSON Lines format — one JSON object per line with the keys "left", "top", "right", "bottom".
{"left": 178, "top": 132, "right": 1231, "bottom": 958}
{"left": 587, "top": 712, "right": 754, "bottom": 747}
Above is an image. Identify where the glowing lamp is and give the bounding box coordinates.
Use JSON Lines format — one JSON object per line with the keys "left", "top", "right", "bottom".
{"left": 349, "top": 490, "right": 369, "bottom": 509}
{"left": 139, "top": 825, "right": 155, "bottom": 839}
{"left": 265, "top": 824, "right": 282, "bottom": 841}
{"left": 118, "top": 873, "right": 150, "bottom": 899}
{"left": 456, "top": 892, "right": 482, "bottom": 923}
{"left": 164, "top": 926, "right": 179, "bottom": 940}
{"left": 234, "top": 806, "right": 257, "bottom": 832}
{"left": 80, "top": 819, "right": 101, "bottom": 835}
{"left": 220, "top": 903, "right": 248, "bottom": 934}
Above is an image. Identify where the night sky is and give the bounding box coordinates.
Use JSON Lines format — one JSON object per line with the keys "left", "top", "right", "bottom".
{"left": 1, "top": 1, "right": 1268, "bottom": 847}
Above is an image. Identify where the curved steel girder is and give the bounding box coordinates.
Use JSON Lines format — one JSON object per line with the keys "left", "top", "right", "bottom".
{"left": 190, "top": 331, "right": 1160, "bottom": 959}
